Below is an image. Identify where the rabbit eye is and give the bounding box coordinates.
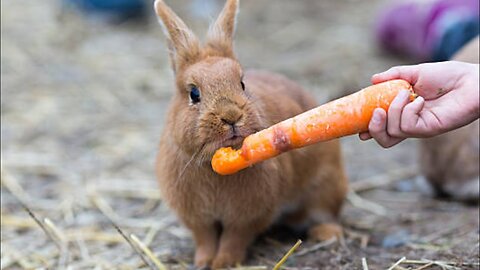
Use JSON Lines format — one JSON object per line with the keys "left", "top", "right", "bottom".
{"left": 189, "top": 86, "right": 201, "bottom": 103}
{"left": 241, "top": 81, "right": 245, "bottom": 91}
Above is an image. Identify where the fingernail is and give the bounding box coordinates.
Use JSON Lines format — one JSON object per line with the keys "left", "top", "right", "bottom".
{"left": 399, "top": 89, "right": 410, "bottom": 99}
{"left": 414, "top": 96, "right": 424, "bottom": 104}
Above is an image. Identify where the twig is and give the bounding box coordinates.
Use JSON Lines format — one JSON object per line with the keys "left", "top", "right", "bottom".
{"left": 387, "top": 257, "right": 406, "bottom": 270}
{"left": 111, "top": 222, "right": 156, "bottom": 270}
{"left": 91, "top": 180, "right": 162, "bottom": 200}
{"left": 344, "top": 229, "right": 370, "bottom": 249}
{"left": 413, "top": 262, "right": 434, "bottom": 270}
{"left": 23, "top": 205, "right": 63, "bottom": 252}
{"left": 89, "top": 194, "right": 121, "bottom": 224}
{"left": 44, "top": 218, "right": 67, "bottom": 243}
{"left": 230, "top": 267, "right": 268, "bottom": 270}
{"left": 1, "top": 243, "right": 38, "bottom": 269}
{"left": 362, "top": 258, "right": 369, "bottom": 270}
{"left": 44, "top": 218, "right": 70, "bottom": 268}
{"left": 419, "top": 223, "right": 466, "bottom": 243}
{"left": 350, "top": 165, "right": 418, "bottom": 193}
{"left": 407, "top": 243, "right": 448, "bottom": 251}
{"left": 90, "top": 194, "right": 159, "bottom": 228}
{"left": 74, "top": 236, "right": 91, "bottom": 261}
{"left": 130, "top": 234, "right": 168, "bottom": 270}
{"left": 1, "top": 167, "right": 29, "bottom": 205}
{"left": 273, "top": 239, "right": 302, "bottom": 270}
{"left": 347, "top": 190, "right": 388, "bottom": 216}
{"left": 65, "top": 230, "right": 123, "bottom": 243}
{"left": 1, "top": 214, "right": 37, "bottom": 228}
{"left": 295, "top": 238, "right": 336, "bottom": 257}
{"left": 143, "top": 225, "right": 160, "bottom": 247}
{"left": 401, "top": 259, "right": 479, "bottom": 267}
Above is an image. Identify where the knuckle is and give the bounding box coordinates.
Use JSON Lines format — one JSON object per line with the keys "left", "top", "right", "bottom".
{"left": 374, "top": 137, "right": 387, "bottom": 147}
{"left": 368, "top": 121, "right": 381, "bottom": 133}
{"left": 390, "top": 131, "right": 402, "bottom": 138}
{"left": 387, "top": 66, "right": 400, "bottom": 74}
{"left": 387, "top": 126, "right": 401, "bottom": 137}
{"left": 387, "top": 67, "right": 403, "bottom": 78}
{"left": 378, "top": 138, "right": 393, "bottom": 148}
{"left": 370, "top": 124, "right": 386, "bottom": 137}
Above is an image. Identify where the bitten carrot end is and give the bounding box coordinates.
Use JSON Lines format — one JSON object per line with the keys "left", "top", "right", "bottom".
{"left": 211, "top": 147, "right": 250, "bottom": 175}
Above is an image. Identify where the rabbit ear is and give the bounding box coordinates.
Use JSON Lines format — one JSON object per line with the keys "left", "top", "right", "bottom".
{"left": 205, "top": 0, "right": 239, "bottom": 58}
{"left": 154, "top": 0, "right": 201, "bottom": 73}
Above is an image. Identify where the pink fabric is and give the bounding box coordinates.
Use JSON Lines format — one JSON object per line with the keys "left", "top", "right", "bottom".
{"left": 376, "top": 0, "right": 479, "bottom": 60}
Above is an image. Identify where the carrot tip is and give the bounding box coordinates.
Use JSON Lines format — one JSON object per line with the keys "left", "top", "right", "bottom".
{"left": 211, "top": 147, "right": 249, "bottom": 175}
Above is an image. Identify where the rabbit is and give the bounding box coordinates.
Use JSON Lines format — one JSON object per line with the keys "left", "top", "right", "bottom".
{"left": 418, "top": 36, "right": 479, "bottom": 202}
{"left": 154, "top": 0, "right": 348, "bottom": 268}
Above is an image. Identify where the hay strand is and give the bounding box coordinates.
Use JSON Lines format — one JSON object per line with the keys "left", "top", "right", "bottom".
{"left": 272, "top": 239, "right": 302, "bottom": 270}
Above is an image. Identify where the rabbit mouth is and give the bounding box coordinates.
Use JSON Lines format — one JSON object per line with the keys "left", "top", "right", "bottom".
{"left": 222, "top": 135, "right": 245, "bottom": 149}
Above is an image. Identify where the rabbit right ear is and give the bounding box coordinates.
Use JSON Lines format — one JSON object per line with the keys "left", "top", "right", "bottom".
{"left": 154, "top": 0, "right": 201, "bottom": 73}
{"left": 205, "top": 0, "right": 239, "bottom": 58}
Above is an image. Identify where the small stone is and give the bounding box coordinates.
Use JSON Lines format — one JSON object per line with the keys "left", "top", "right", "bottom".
{"left": 382, "top": 229, "right": 410, "bottom": 248}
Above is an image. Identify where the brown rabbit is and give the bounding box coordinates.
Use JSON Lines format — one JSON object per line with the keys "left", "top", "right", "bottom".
{"left": 419, "top": 36, "right": 479, "bottom": 201}
{"left": 154, "top": 0, "right": 348, "bottom": 268}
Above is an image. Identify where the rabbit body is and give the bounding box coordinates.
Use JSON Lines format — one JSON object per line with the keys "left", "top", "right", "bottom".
{"left": 154, "top": 0, "right": 347, "bottom": 268}
{"left": 419, "top": 119, "right": 479, "bottom": 200}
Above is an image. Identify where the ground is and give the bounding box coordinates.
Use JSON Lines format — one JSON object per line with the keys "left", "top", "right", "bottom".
{"left": 1, "top": 0, "right": 479, "bottom": 269}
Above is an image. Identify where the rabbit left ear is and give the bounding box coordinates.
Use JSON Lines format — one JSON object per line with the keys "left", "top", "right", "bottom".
{"left": 154, "top": 0, "right": 201, "bottom": 73}
{"left": 205, "top": 0, "right": 239, "bottom": 58}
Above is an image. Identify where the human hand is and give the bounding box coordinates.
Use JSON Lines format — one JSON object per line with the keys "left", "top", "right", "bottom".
{"left": 359, "top": 61, "right": 480, "bottom": 148}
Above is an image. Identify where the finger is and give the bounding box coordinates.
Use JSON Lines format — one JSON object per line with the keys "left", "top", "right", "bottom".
{"left": 387, "top": 90, "right": 411, "bottom": 138}
{"left": 359, "top": 132, "right": 372, "bottom": 141}
{"left": 400, "top": 96, "right": 426, "bottom": 136}
{"left": 371, "top": 65, "right": 419, "bottom": 85}
{"left": 369, "top": 108, "right": 404, "bottom": 148}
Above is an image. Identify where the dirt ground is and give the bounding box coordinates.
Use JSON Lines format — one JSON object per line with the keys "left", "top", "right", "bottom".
{"left": 1, "top": 0, "right": 479, "bottom": 269}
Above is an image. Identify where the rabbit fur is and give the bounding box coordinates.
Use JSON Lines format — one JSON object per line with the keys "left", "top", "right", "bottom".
{"left": 154, "top": 0, "right": 348, "bottom": 268}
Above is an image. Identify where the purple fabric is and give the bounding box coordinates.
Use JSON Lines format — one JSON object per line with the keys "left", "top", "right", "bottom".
{"left": 376, "top": 0, "right": 479, "bottom": 60}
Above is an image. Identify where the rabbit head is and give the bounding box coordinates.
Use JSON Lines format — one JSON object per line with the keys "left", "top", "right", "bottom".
{"left": 154, "top": 0, "right": 265, "bottom": 161}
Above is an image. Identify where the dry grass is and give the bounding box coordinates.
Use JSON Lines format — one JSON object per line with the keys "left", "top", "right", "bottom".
{"left": 1, "top": 0, "right": 478, "bottom": 269}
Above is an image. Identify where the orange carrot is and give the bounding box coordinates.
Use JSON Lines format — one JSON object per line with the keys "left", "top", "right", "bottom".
{"left": 212, "top": 79, "right": 415, "bottom": 175}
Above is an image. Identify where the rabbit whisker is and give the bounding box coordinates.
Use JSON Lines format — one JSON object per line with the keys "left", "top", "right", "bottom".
{"left": 178, "top": 142, "right": 206, "bottom": 178}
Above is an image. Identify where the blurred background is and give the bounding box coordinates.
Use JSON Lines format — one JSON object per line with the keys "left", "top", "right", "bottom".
{"left": 1, "top": 0, "right": 479, "bottom": 269}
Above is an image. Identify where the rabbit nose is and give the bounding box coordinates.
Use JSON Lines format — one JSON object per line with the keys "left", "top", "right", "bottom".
{"left": 221, "top": 118, "right": 237, "bottom": 126}
{"left": 220, "top": 109, "right": 243, "bottom": 126}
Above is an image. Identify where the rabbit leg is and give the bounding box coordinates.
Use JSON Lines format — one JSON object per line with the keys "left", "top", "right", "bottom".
{"left": 211, "top": 220, "right": 269, "bottom": 269}
{"left": 306, "top": 200, "right": 345, "bottom": 242}
{"left": 306, "top": 166, "right": 348, "bottom": 242}
{"left": 443, "top": 176, "right": 480, "bottom": 201}
{"left": 308, "top": 222, "right": 343, "bottom": 242}
{"left": 189, "top": 223, "right": 220, "bottom": 268}
{"left": 281, "top": 203, "right": 343, "bottom": 241}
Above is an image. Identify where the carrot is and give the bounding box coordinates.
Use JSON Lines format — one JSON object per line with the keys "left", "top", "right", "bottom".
{"left": 211, "top": 79, "right": 415, "bottom": 175}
